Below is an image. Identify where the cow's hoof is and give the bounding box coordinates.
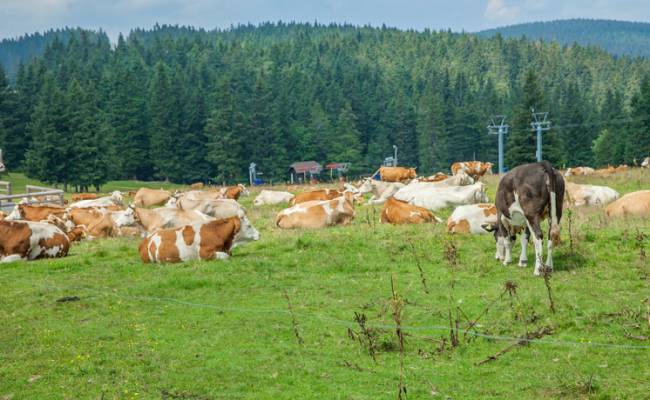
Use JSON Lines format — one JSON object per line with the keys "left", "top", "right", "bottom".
{"left": 518, "top": 260, "right": 528, "bottom": 268}
{"left": 533, "top": 268, "right": 541, "bottom": 276}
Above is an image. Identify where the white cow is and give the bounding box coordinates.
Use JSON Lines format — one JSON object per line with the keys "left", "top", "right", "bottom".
{"left": 642, "top": 157, "right": 650, "bottom": 168}
{"left": 565, "top": 182, "right": 619, "bottom": 206}
{"left": 447, "top": 204, "right": 498, "bottom": 234}
{"left": 254, "top": 190, "right": 295, "bottom": 206}
{"left": 69, "top": 191, "right": 123, "bottom": 208}
{"left": 413, "top": 171, "right": 474, "bottom": 186}
{"left": 175, "top": 198, "right": 245, "bottom": 220}
{"left": 394, "top": 182, "right": 489, "bottom": 211}
{"left": 357, "top": 179, "right": 405, "bottom": 205}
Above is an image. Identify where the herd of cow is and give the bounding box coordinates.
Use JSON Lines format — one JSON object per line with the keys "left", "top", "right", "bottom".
{"left": 1, "top": 159, "right": 649, "bottom": 275}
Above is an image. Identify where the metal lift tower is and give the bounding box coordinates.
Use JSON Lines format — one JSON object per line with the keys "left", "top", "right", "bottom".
{"left": 487, "top": 115, "right": 509, "bottom": 174}
{"left": 531, "top": 109, "right": 551, "bottom": 162}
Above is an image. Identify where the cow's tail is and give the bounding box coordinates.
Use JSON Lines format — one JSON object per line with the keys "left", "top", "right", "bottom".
{"left": 541, "top": 161, "right": 561, "bottom": 246}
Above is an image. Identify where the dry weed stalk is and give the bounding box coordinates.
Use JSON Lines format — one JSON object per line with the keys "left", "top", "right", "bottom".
{"left": 408, "top": 239, "right": 429, "bottom": 294}
{"left": 283, "top": 289, "right": 304, "bottom": 346}
{"left": 390, "top": 275, "right": 407, "bottom": 400}
{"left": 351, "top": 312, "right": 378, "bottom": 362}
{"left": 541, "top": 266, "right": 556, "bottom": 313}
{"left": 443, "top": 238, "right": 461, "bottom": 347}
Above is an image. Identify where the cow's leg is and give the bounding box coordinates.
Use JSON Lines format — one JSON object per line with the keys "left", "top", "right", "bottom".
{"left": 495, "top": 236, "right": 504, "bottom": 260}
{"left": 545, "top": 224, "right": 554, "bottom": 270}
{"left": 518, "top": 228, "right": 529, "bottom": 267}
{"left": 525, "top": 217, "right": 545, "bottom": 276}
{"left": 1, "top": 254, "right": 27, "bottom": 263}
{"left": 503, "top": 235, "right": 513, "bottom": 264}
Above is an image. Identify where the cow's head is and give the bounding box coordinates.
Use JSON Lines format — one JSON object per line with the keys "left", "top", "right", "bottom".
{"left": 485, "top": 162, "right": 494, "bottom": 175}
{"left": 233, "top": 214, "right": 260, "bottom": 247}
{"left": 5, "top": 204, "right": 22, "bottom": 220}
{"left": 164, "top": 196, "right": 178, "bottom": 208}
{"left": 110, "top": 191, "right": 124, "bottom": 206}
{"left": 357, "top": 178, "right": 373, "bottom": 195}
{"left": 113, "top": 206, "right": 136, "bottom": 227}
{"left": 238, "top": 184, "right": 250, "bottom": 197}
{"left": 408, "top": 168, "right": 417, "bottom": 178}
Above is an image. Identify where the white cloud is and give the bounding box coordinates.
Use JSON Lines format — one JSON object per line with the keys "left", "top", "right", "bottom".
{"left": 484, "top": 0, "right": 520, "bottom": 21}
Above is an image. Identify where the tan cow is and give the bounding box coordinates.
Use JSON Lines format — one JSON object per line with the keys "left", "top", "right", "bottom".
{"left": 447, "top": 204, "right": 498, "bottom": 234}
{"left": 289, "top": 189, "right": 344, "bottom": 206}
{"left": 451, "top": 161, "right": 493, "bottom": 180}
{"left": 72, "top": 193, "right": 98, "bottom": 202}
{"left": 5, "top": 204, "right": 67, "bottom": 222}
{"left": 67, "top": 206, "right": 136, "bottom": 239}
{"left": 379, "top": 166, "right": 417, "bottom": 182}
{"left": 133, "top": 188, "right": 172, "bottom": 207}
{"left": 380, "top": 197, "right": 439, "bottom": 224}
{"left": 190, "top": 182, "right": 205, "bottom": 190}
{"left": 0, "top": 211, "right": 6, "bottom": 220}
{"left": 564, "top": 167, "right": 595, "bottom": 177}
{"left": 0, "top": 220, "right": 80, "bottom": 262}
{"left": 605, "top": 190, "right": 650, "bottom": 218}
{"left": 139, "top": 216, "right": 260, "bottom": 263}
{"left": 594, "top": 165, "right": 629, "bottom": 176}
{"left": 276, "top": 193, "right": 355, "bottom": 229}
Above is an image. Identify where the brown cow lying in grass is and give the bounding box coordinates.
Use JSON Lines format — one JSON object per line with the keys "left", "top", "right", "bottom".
{"left": 276, "top": 193, "right": 355, "bottom": 229}
{"left": 380, "top": 197, "right": 440, "bottom": 224}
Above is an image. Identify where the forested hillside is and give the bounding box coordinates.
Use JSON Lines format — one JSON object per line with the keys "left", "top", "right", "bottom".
{"left": 0, "top": 28, "right": 108, "bottom": 81}
{"left": 1, "top": 22, "right": 650, "bottom": 188}
{"left": 478, "top": 19, "right": 650, "bottom": 58}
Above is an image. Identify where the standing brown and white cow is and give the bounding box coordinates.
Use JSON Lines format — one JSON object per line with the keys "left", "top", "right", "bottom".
{"left": 451, "top": 161, "right": 493, "bottom": 180}
{"left": 485, "top": 161, "right": 565, "bottom": 276}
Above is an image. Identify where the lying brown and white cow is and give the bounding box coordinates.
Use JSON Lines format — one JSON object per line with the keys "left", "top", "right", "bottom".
{"left": 71, "top": 193, "right": 99, "bottom": 202}
{"left": 564, "top": 167, "right": 595, "bottom": 177}
{"left": 605, "top": 190, "right": 650, "bottom": 218}
{"left": 254, "top": 190, "right": 295, "bottom": 206}
{"left": 565, "top": 182, "right": 619, "bottom": 207}
{"left": 379, "top": 166, "right": 417, "bottom": 182}
{"left": 447, "top": 204, "right": 497, "bottom": 234}
{"left": 418, "top": 172, "right": 449, "bottom": 182}
{"left": 484, "top": 161, "right": 565, "bottom": 276}
{"left": 139, "top": 216, "right": 260, "bottom": 263}
{"left": 289, "top": 189, "right": 344, "bottom": 206}
{"left": 451, "top": 161, "right": 493, "bottom": 180}
{"left": 222, "top": 184, "right": 249, "bottom": 200}
{"left": 380, "top": 197, "right": 440, "bottom": 224}
{"left": 0, "top": 220, "right": 84, "bottom": 263}
{"left": 67, "top": 206, "right": 136, "bottom": 238}
{"left": 276, "top": 193, "right": 355, "bottom": 229}
{"left": 594, "top": 165, "right": 628, "bottom": 176}
{"left": 133, "top": 188, "right": 172, "bottom": 207}
{"left": 6, "top": 204, "right": 68, "bottom": 222}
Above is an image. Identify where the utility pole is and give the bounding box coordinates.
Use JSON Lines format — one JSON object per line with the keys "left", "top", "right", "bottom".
{"left": 530, "top": 109, "right": 550, "bottom": 162}
{"left": 249, "top": 162, "right": 256, "bottom": 186}
{"left": 392, "top": 145, "right": 398, "bottom": 167}
{"left": 488, "top": 115, "right": 509, "bottom": 174}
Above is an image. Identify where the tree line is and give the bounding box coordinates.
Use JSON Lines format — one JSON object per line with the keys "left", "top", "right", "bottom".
{"left": 1, "top": 23, "right": 650, "bottom": 189}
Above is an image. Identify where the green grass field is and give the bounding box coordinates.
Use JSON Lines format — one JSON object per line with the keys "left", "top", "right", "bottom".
{"left": 1, "top": 171, "right": 650, "bottom": 399}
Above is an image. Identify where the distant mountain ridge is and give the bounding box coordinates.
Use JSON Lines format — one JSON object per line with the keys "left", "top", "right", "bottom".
{"left": 478, "top": 19, "right": 650, "bottom": 58}
{"left": 0, "top": 28, "right": 108, "bottom": 81}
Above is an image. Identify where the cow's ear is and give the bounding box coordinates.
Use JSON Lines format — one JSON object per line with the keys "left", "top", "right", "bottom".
{"left": 481, "top": 223, "right": 496, "bottom": 232}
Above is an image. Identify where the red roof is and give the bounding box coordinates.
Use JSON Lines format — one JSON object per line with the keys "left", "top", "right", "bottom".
{"left": 289, "top": 161, "right": 322, "bottom": 174}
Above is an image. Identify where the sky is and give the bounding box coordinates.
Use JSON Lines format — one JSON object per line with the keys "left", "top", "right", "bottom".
{"left": 2, "top": 0, "right": 650, "bottom": 41}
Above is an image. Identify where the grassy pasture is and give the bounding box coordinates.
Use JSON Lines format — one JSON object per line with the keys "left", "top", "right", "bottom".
{"left": 1, "top": 171, "right": 650, "bottom": 399}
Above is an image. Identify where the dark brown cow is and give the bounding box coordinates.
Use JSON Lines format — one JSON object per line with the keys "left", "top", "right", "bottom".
{"left": 484, "top": 161, "right": 565, "bottom": 276}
